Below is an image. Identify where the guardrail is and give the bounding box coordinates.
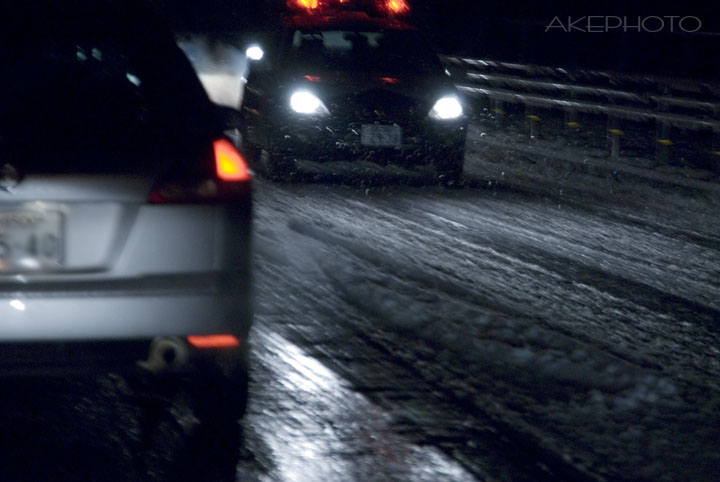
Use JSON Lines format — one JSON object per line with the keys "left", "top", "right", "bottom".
{"left": 441, "top": 55, "right": 720, "bottom": 171}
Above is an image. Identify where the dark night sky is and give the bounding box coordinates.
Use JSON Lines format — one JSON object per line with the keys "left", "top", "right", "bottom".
{"left": 156, "top": 0, "right": 719, "bottom": 78}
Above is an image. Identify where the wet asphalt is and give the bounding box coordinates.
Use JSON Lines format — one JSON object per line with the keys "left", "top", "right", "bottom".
{"left": 0, "top": 141, "right": 719, "bottom": 481}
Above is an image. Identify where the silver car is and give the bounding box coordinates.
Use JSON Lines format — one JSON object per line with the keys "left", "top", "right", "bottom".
{"left": 0, "top": 1, "right": 252, "bottom": 419}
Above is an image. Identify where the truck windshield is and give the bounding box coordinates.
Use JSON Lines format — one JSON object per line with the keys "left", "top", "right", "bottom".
{"left": 284, "top": 29, "right": 443, "bottom": 75}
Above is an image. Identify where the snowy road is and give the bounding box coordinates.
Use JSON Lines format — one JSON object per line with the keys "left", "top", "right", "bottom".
{"left": 241, "top": 138, "right": 720, "bottom": 482}
{"left": 0, "top": 32, "right": 716, "bottom": 482}
{"left": 0, "top": 129, "right": 718, "bottom": 482}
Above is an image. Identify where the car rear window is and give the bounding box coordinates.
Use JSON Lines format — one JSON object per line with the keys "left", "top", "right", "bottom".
{"left": 0, "top": 1, "right": 216, "bottom": 175}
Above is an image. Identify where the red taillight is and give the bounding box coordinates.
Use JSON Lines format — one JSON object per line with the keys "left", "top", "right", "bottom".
{"left": 304, "top": 75, "right": 322, "bottom": 82}
{"left": 187, "top": 334, "right": 241, "bottom": 349}
{"left": 148, "top": 138, "right": 251, "bottom": 204}
{"left": 214, "top": 138, "right": 251, "bottom": 182}
{"left": 381, "top": 77, "right": 399, "bottom": 84}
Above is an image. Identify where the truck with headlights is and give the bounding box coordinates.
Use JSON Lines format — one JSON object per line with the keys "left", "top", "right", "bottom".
{"left": 239, "top": 0, "right": 467, "bottom": 183}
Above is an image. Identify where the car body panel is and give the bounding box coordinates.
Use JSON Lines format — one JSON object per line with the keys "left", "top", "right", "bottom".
{"left": 0, "top": 291, "right": 251, "bottom": 341}
{"left": 0, "top": 199, "right": 252, "bottom": 340}
{"left": 0, "top": 0, "right": 253, "bottom": 376}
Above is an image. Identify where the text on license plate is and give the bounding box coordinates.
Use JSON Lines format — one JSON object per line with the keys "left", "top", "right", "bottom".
{"left": 361, "top": 124, "right": 402, "bottom": 147}
{"left": 0, "top": 211, "right": 63, "bottom": 271}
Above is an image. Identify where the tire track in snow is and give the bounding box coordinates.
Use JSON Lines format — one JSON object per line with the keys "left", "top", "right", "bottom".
{"left": 260, "top": 182, "right": 720, "bottom": 390}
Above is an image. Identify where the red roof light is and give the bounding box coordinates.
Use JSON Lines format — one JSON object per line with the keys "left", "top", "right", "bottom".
{"left": 287, "top": 0, "right": 410, "bottom": 16}
{"left": 385, "top": 0, "right": 409, "bottom": 14}
{"left": 290, "top": 0, "right": 319, "bottom": 10}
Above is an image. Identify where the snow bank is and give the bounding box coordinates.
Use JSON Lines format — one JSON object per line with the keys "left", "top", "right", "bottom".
{"left": 287, "top": 216, "right": 719, "bottom": 482}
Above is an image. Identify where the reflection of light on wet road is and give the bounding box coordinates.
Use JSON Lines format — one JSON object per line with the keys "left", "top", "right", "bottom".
{"left": 276, "top": 340, "right": 337, "bottom": 393}
{"left": 245, "top": 324, "right": 476, "bottom": 482}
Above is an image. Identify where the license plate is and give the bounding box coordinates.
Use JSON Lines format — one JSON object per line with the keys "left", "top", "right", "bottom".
{"left": 0, "top": 211, "right": 63, "bottom": 271}
{"left": 361, "top": 124, "right": 402, "bottom": 147}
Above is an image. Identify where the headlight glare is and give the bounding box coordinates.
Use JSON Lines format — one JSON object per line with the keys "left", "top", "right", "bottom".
{"left": 429, "top": 96, "right": 463, "bottom": 120}
{"left": 290, "top": 91, "right": 330, "bottom": 115}
{"left": 246, "top": 45, "right": 264, "bottom": 61}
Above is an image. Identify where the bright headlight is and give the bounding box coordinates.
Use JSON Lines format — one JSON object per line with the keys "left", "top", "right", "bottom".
{"left": 246, "top": 45, "right": 264, "bottom": 61}
{"left": 290, "top": 91, "right": 329, "bottom": 115}
{"left": 429, "top": 96, "right": 463, "bottom": 120}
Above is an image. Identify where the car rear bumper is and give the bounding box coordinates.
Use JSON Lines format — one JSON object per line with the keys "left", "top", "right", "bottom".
{"left": 0, "top": 199, "right": 253, "bottom": 376}
{"left": 0, "top": 284, "right": 252, "bottom": 342}
{"left": 0, "top": 276, "right": 251, "bottom": 376}
{"left": 0, "top": 334, "right": 248, "bottom": 377}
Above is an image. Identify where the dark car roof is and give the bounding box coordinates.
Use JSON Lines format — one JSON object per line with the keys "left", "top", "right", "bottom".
{"left": 0, "top": 0, "right": 218, "bottom": 175}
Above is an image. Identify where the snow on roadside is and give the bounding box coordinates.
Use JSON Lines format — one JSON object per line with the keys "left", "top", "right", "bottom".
{"left": 321, "top": 252, "right": 684, "bottom": 402}
{"left": 464, "top": 124, "right": 720, "bottom": 241}
{"left": 292, "top": 219, "right": 720, "bottom": 482}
